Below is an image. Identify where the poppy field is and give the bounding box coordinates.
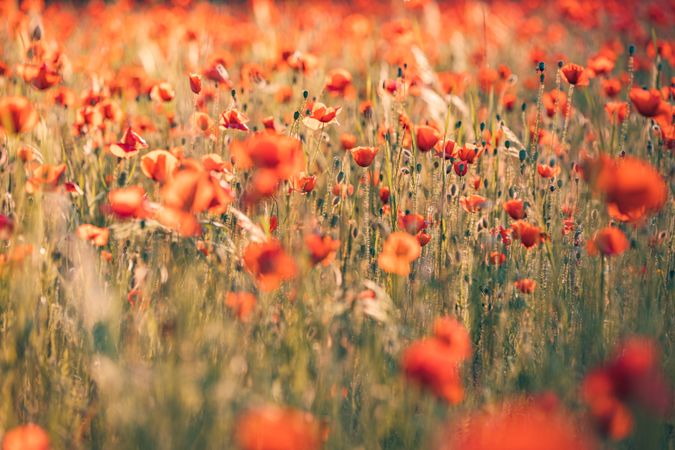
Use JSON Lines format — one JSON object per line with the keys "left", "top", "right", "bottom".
{"left": 0, "top": 0, "right": 674, "bottom": 449}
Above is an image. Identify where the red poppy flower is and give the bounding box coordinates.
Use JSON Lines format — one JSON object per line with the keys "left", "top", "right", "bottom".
{"left": 109, "top": 127, "right": 148, "bottom": 159}
{"left": 503, "top": 199, "right": 526, "bottom": 220}
{"left": 398, "top": 212, "right": 427, "bottom": 234}
{"left": 511, "top": 220, "right": 544, "bottom": 248}
{"left": 628, "top": 87, "right": 662, "bottom": 117}
{"left": 350, "top": 146, "right": 378, "bottom": 168}
{"left": 416, "top": 125, "right": 440, "bottom": 152}
{"left": 586, "top": 226, "right": 629, "bottom": 256}
{"left": 560, "top": 63, "right": 588, "bottom": 86}
{"left": 188, "top": 72, "right": 202, "bottom": 94}
{"left": 219, "top": 108, "right": 250, "bottom": 131}
{"left": 537, "top": 164, "right": 560, "bottom": 178}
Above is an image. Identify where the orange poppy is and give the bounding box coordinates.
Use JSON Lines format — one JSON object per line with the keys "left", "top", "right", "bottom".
{"left": 402, "top": 319, "right": 470, "bottom": 404}
{"left": 460, "top": 195, "right": 488, "bottom": 213}
{"left": 235, "top": 406, "right": 324, "bottom": 450}
{"left": 25, "top": 163, "right": 66, "bottom": 193}
{"left": 107, "top": 186, "right": 149, "bottom": 219}
{"left": 141, "top": 150, "right": 178, "bottom": 183}
{"left": 225, "top": 292, "right": 257, "bottom": 321}
{"left": 161, "top": 160, "right": 234, "bottom": 215}
{"left": 243, "top": 240, "right": 297, "bottom": 292}
{"left": 350, "top": 146, "right": 378, "bottom": 168}
{"left": 154, "top": 206, "right": 202, "bottom": 237}
{"left": 0, "top": 96, "right": 38, "bottom": 135}
{"left": 1, "top": 423, "right": 50, "bottom": 450}
{"left": 305, "top": 234, "right": 340, "bottom": 266}
{"left": 586, "top": 226, "right": 629, "bottom": 256}
{"left": 76, "top": 224, "right": 109, "bottom": 247}
{"left": 377, "top": 231, "right": 421, "bottom": 276}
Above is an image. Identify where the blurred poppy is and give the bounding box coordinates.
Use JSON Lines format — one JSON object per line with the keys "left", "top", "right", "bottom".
{"left": 586, "top": 226, "right": 629, "bottom": 256}
{"left": 0, "top": 96, "right": 38, "bottom": 134}
{"left": 236, "top": 406, "right": 324, "bottom": 450}
{"left": 436, "top": 398, "right": 596, "bottom": 450}
{"left": 225, "top": 292, "right": 257, "bottom": 321}
{"left": 378, "top": 232, "right": 421, "bottom": 276}
{"left": 141, "top": 150, "right": 178, "bottom": 183}
{"left": 2, "top": 423, "right": 50, "bottom": 450}
{"left": 76, "top": 224, "right": 109, "bottom": 247}
{"left": 514, "top": 278, "right": 537, "bottom": 294}
{"left": 243, "top": 240, "right": 297, "bottom": 291}
{"left": 107, "top": 186, "right": 149, "bottom": 219}
{"left": 305, "top": 234, "right": 340, "bottom": 266}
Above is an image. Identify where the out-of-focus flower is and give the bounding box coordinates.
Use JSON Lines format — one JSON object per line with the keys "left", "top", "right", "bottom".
{"left": 243, "top": 240, "right": 297, "bottom": 291}
{"left": 236, "top": 406, "right": 324, "bottom": 450}
{"left": 377, "top": 232, "right": 421, "bottom": 276}
{"left": 0, "top": 96, "right": 38, "bottom": 135}
{"left": 586, "top": 226, "right": 629, "bottom": 256}
{"left": 2, "top": 423, "right": 51, "bottom": 450}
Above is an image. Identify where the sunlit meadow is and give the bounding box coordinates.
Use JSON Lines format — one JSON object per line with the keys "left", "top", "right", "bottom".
{"left": 0, "top": 0, "right": 673, "bottom": 449}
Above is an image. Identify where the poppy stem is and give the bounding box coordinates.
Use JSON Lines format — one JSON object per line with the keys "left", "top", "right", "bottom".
{"left": 560, "top": 84, "right": 574, "bottom": 148}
